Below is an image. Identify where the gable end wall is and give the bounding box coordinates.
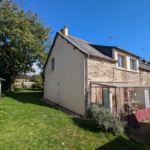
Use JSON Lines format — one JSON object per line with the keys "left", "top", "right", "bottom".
{"left": 44, "top": 35, "right": 85, "bottom": 115}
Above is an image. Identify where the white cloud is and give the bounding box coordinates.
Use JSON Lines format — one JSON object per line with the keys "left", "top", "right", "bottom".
{"left": 27, "top": 62, "right": 42, "bottom": 76}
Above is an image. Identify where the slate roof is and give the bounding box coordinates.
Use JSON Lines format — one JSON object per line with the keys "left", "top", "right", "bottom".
{"left": 58, "top": 32, "right": 117, "bottom": 62}
{"left": 114, "top": 46, "right": 141, "bottom": 58}
{"left": 139, "top": 62, "right": 150, "bottom": 71}
{"left": 44, "top": 31, "right": 142, "bottom": 69}
{"left": 58, "top": 32, "right": 141, "bottom": 59}
{"left": 89, "top": 45, "right": 141, "bottom": 58}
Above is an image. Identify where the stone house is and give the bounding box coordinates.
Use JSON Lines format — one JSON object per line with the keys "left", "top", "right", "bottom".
{"left": 44, "top": 26, "right": 150, "bottom": 117}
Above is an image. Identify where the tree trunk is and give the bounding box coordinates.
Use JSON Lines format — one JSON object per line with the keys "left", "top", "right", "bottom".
{"left": 10, "top": 76, "right": 16, "bottom": 92}
{"left": 10, "top": 84, "right": 14, "bottom": 92}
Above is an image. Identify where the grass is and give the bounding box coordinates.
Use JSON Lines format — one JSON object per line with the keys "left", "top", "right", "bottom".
{"left": 0, "top": 88, "right": 149, "bottom": 150}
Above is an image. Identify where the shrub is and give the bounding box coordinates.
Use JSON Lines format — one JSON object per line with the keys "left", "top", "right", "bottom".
{"left": 86, "top": 104, "right": 124, "bottom": 136}
{"left": 32, "top": 83, "right": 43, "bottom": 88}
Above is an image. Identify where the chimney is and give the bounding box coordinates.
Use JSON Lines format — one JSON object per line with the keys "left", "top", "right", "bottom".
{"left": 61, "top": 26, "right": 68, "bottom": 36}
{"left": 142, "top": 58, "right": 147, "bottom": 64}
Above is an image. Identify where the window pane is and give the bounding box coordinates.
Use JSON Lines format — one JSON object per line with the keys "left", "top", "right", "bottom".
{"left": 51, "top": 59, "right": 54, "bottom": 70}
{"left": 130, "top": 59, "right": 135, "bottom": 70}
{"left": 121, "top": 57, "right": 124, "bottom": 67}
{"left": 118, "top": 55, "right": 120, "bottom": 67}
{"left": 133, "top": 60, "right": 135, "bottom": 70}
{"left": 120, "top": 56, "right": 122, "bottom": 67}
{"left": 118, "top": 55, "right": 125, "bottom": 68}
{"left": 130, "top": 59, "right": 132, "bottom": 69}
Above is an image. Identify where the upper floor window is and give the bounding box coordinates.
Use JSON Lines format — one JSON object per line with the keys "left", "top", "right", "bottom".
{"left": 51, "top": 58, "right": 55, "bottom": 71}
{"left": 130, "top": 58, "right": 136, "bottom": 70}
{"left": 118, "top": 54, "right": 125, "bottom": 68}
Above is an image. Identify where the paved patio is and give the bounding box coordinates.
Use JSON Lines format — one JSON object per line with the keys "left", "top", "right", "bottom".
{"left": 127, "top": 118, "right": 150, "bottom": 146}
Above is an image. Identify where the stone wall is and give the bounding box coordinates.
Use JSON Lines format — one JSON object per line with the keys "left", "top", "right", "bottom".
{"left": 87, "top": 57, "right": 116, "bottom": 104}
{"left": 140, "top": 70, "right": 150, "bottom": 86}
{"left": 86, "top": 57, "right": 150, "bottom": 104}
{"left": 114, "top": 68, "right": 140, "bottom": 84}
{"left": 87, "top": 57, "right": 150, "bottom": 86}
{"left": 88, "top": 57, "right": 115, "bottom": 83}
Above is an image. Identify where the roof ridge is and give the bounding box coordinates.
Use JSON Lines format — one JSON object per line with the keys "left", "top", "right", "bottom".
{"left": 57, "top": 31, "right": 91, "bottom": 44}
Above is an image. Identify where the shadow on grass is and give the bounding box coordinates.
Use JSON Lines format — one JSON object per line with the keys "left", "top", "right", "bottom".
{"left": 22, "top": 88, "right": 44, "bottom": 91}
{"left": 4, "top": 91, "right": 57, "bottom": 111}
{"left": 72, "top": 118, "right": 101, "bottom": 133}
{"left": 5, "top": 90, "right": 101, "bottom": 134}
{"left": 14, "top": 88, "right": 44, "bottom": 92}
{"left": 95, "top": 136, "right": 149, "bottom": 150}
{"left": 72, "top": 118, "right": 150, "bottom": 149}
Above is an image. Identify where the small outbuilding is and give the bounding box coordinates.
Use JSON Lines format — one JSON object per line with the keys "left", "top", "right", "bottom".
{"left": 0, "top": 77, "right": 6, "bottom": 96}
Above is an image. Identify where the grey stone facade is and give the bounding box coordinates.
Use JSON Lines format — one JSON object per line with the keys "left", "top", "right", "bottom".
{"left": 86, "top": 57, "right": 150, "bottom": 104}
{"left": 87, "top": 57, "right": 150, "bottom": 86}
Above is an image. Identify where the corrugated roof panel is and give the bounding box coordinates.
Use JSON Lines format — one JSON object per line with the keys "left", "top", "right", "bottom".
{"left": 91, "top": 82, "right": 150, "bottom": 87}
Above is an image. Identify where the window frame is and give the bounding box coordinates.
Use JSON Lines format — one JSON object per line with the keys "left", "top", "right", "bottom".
{"left": 118, "top": 54, "right": 125, "bottom": 68}
{"left": 130, "top": 58, "right": 136, "bottom": 71}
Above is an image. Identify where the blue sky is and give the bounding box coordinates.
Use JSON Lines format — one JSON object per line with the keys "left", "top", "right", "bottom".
{"left": 16, "top": 0, "right": 150, "bottom": 74}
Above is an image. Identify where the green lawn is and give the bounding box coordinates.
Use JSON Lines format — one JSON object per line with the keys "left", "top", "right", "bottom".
{"left": 0, "top": 88, "right": 149, "bottom": 150}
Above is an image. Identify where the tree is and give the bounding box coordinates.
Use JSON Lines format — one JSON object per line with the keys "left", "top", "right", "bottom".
{"left": 0, "top": 0, "right": 53, "bottom": 91}
{"left": 21, "top": 80, "right": 24, "bottom": 91}
{"left": 30, "top": 74, "right": 43, "bottom": 84}
{"left": 37, "top": 50, "right": 50, "bottom": 81}
{"left": 16, "top": 73, "right": 32, "bottom": 80}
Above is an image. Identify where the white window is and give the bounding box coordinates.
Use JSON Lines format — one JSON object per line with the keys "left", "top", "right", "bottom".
{"left": 51, "top": 58, "right": 55, "bottom": 71}
{"left": 130, "top": 58, "right": 136, "bottom": 70}
{"left": 118, "top": 55, "right": 125, "bottom": 68}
